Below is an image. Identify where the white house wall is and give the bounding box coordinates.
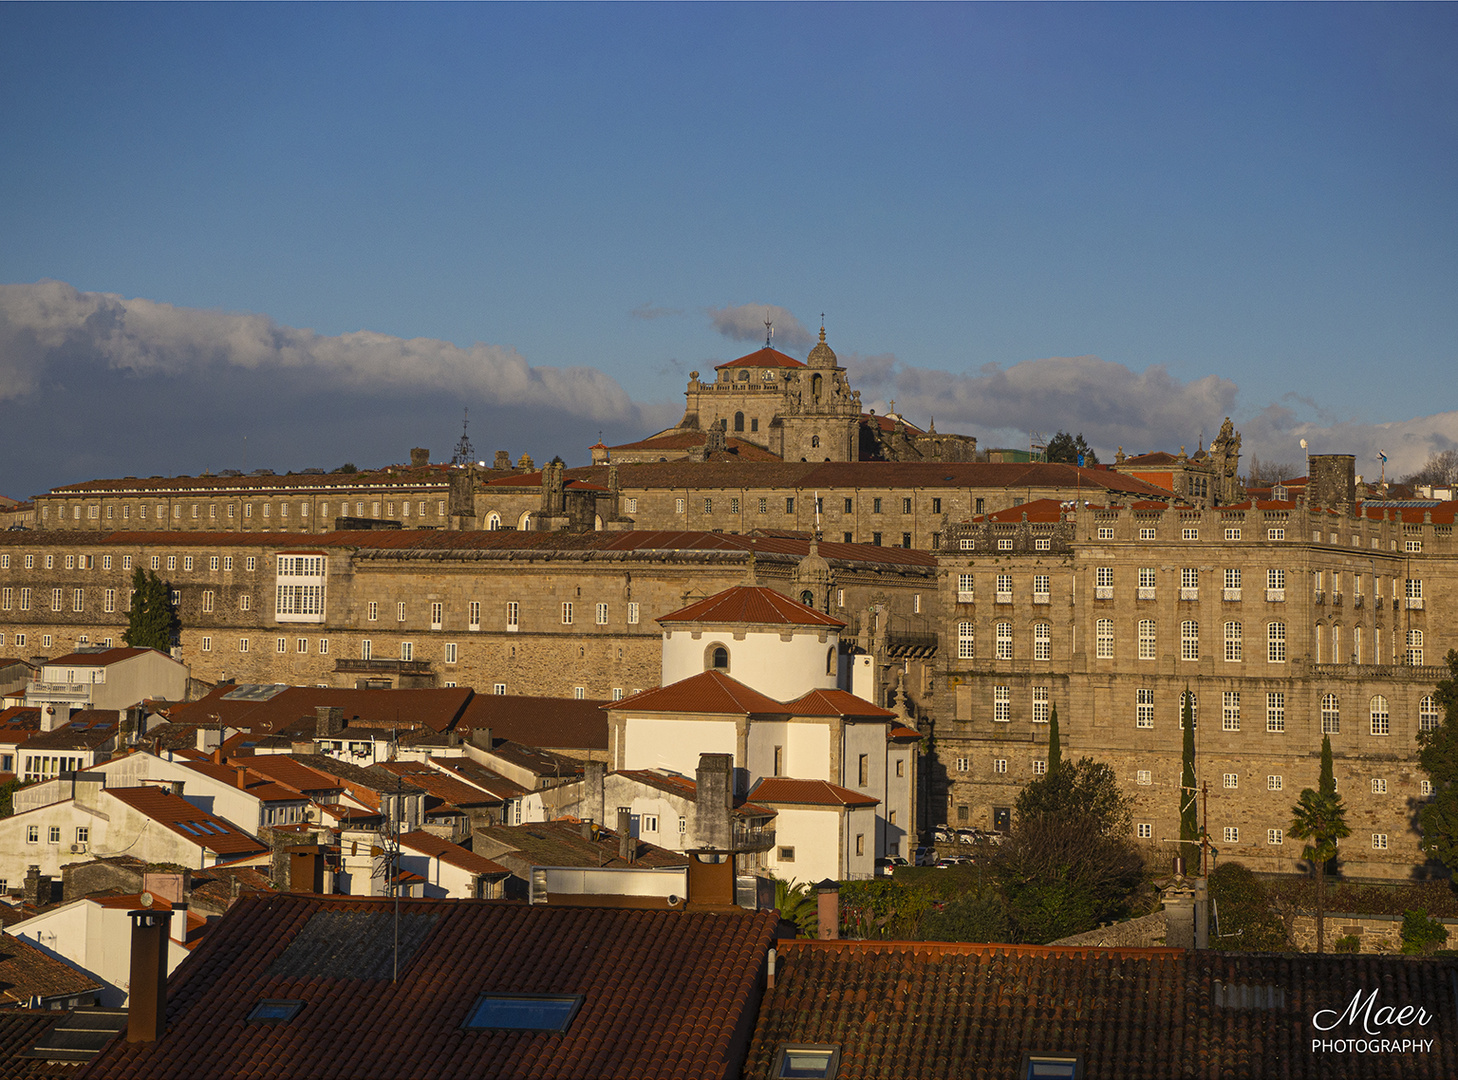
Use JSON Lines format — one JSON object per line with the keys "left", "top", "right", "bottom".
{"left": 9, "top": 902, "right": 189, "bottom": 1006}
{"left": 746, "top": 721, "right": 832, "bottom": 783}
{"left": 661, "top": 628, "right": 839, "bottom": 701}
{"left": 846, "top": 804, "right": 877, "bottom": 879}
{"left": 763, "top": 807, "right": 843, "bottom": 885}
{"left": 622, "top": 717, "right": 737, "bottom": 775}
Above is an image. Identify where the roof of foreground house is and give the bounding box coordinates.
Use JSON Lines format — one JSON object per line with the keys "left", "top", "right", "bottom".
{"left": 746, "top": 778, "right": 880, "bottom": 808}
{"left": 81, "top": 894, "right": 778, "bottom": 1080}
{"left": 743, "top": 941, "right": 1458, "bottom": 1080}
{"left": 0, "top": 934, "right": 102, "bottom": 1007}
{"left": 104, "top": 788, "right": 267, "bottom": 859}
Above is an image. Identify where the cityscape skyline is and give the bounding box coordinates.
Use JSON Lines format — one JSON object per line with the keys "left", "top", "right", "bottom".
{"left": 3, "top": 4, "right": 1456, "bottom": 497}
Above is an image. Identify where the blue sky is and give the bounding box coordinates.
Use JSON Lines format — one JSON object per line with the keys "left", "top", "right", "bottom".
{"left": 3, "top": 3, "right": 1456, "bottom": 497}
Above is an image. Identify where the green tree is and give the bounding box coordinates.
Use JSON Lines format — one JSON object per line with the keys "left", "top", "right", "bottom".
{"left": 1179, "top": 688, "right": 1199, "bottom": 875}
{"left": 1289, "top": 737, "right": 1351, "bottom": 954}
{"left": 122, "top": 567, "right": 180, "bottom": 652}
{"left": 1046, "top": 702, "right": 1062, "bottom": 777}
{"left": 772, "top": 878, "right": 818, "bottom": 939}
{"left": 922, "top": 885, "right": 1010, "bottom": 943}
{"left": 1417, "top": 650, "right": 1458, "bottom": 872}
{"left": 1400, "top": 908, "right": 1449, "bottom": 955}
{"left": 1045, "top": 431, "right": 1099, "bottom": 466}
{"left": 1208, "top": 863, "right": 1289, "bottom": 951}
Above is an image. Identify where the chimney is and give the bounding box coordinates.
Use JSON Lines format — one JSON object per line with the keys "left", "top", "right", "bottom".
{"left": 315, "top": 706, "right": 342, "bottom": 737}
{"left": 617, "top": 808, "right": 634, "bottom": 863}
{"left": 235, "top": 766, "right": 248, "bottom": 789}
{"left": 170, "top": 780, "right": 185, "bottom": 799}
{"left": 142, "top": 870, "right": 190, "bottom": 906}
{"left": 410, "top": 447, "right": 430, "bottom": 469}
{"left": 22, "top": 865, "right": 41, "bottom": 906}
{"left": 471, "top": 726, "right": 494, "bottom": 751}
{"left": 126, "top": 908, "right": 170, "bottom": 1043}
{"left": 211, "top": 746, "right": 223, "bottom": 765}
{"left": 584, "top": 761, "right": 606, "bottom": 826}
{"left": 815, "top": 879, "right": 840, "bottom": 940}
{"left": 694, "top": 753, "right": 734, "bottom": 850}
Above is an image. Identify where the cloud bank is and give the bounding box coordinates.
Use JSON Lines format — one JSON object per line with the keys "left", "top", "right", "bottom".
{"left": 706, "top": 303, "right": 813, "bottom": 350}
{"left": 0, "top": 280, "right": 649, "bottom": 425}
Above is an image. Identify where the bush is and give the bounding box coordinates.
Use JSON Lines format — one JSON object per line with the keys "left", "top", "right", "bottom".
{"left": 922, "top": 886, "right": 1010, "bottom": 943}
{"left": 1208, "top": 863, "right": 1289, "bottom": 951}
{"left": 1400, "top": 909, "right": 1449, "bottom": 955}
{"left": 1333, "top": 934, "right": 1362, "bottom": 954}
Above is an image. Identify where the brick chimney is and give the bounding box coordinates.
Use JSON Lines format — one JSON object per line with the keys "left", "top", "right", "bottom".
{"left": 815, "top": 879, "right": 840, "bottom": 940}
{"left": 126, "top": 908, "right": 170, "bottom": 1043}
{"left": 617, "top": 808, "right": 635, "bottom": 863}
{"left": 235, "top": 766, "right": 248, "bottom": 789}
{"left": 22, "top": 865, "right": 41, "bottom": 906}
{"left": 315, "top": 706, "right": 343, "bottom": 737}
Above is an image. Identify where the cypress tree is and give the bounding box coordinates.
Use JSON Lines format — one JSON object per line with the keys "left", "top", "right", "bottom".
{"left": 1179, "top": 687, "right": 1199, "bottom": 874}
{"left": 123, "top": 567, "right": 180, "bottom": 652}
{"left": 1318, "top": 734, "right": 1336, "bottom": 797}
{"left": 1047, "top": 702, "right": 1062, "bottom": 777}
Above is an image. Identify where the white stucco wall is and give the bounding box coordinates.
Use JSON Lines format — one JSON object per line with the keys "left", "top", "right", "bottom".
{"left": 8, "top": 901, "right": 189, "bottom": 1006}
{"left": 661, "top": 627, "right": 839, "bottom": 701}
{"left": 846, "top": 804, "right": 877, "bottom": 879}
{"left": 622, "top": 717, "right": 737, "bottom": 775}
{"left": 762, "top": 807, "right": 842, "bottom": 885}
{"left": 746, "top": 721, "right": 832, "bottom": 784}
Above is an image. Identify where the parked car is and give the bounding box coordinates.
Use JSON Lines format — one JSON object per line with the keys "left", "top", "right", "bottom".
{"left": 914, "top": 846, "right": 937, "bottom": 866}
{"left": 874, "top": 857, "right": 908, "bottom": 877}
{"left": 935, "top": 855, "right": 972, "bottom": 869}
{"left": 956, "top": 828, "right": 977, "bottom": 845}
{"left": 933, "top": 826, "right": 952, "bottom": 843}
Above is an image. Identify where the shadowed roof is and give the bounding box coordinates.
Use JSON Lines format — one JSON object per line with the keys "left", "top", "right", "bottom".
{"left": 82, "top": 894, "right": 778, "bottom": 1080}
{"left": 43, "top": 647, "right": 153, "bottom": 668}
{"left": 746, "top": 778, "right": 879, "bottom": 808}
{"left": 781, "top": 689, "right": 895, "bottom": 719}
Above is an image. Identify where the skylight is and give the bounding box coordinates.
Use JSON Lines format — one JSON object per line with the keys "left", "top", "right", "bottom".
{"left": 462, "top": 994, "right": 584, "bottom": 1033}
{"left": 772, "top": 1045, "right": 841, "bottom": 1079}
{"left": 247, "top": 999, "right": 304, "bottom": 1023}
{"left": 1021, "top": 1053, "right": 1083, "bottom": 1079}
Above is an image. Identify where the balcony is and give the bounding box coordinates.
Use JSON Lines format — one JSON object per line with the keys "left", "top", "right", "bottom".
{"left": 1137, "top": 587, "right": 1156, "bottom": 600}
{"left": 885, "top": 629, "right": 938, "bottom": 658}
{"left": 1332, "top": 592, "right": 1343, "bottom": 607}
{"left": 1223, "top": 588, "right": 1242, "bottom": 602}
{"left": 956, "top": 592, "right": 974, "bottom": 604}
{"left": 1180, "top": 587, "right": 1199, "bottom": 601}
{"left": 334, "top": 659, "right": 434, "bottom": 675}
{"left": 1094, "top": 586, "right": 1114, "bottom": 600}
{"left": 732, "top": 824, "right": 776, "bottom": 853}
{"left": 1354, "top": 595, "right": 1365, "bottom": 609}
{"left": 1313, "top": 590, "right": 1325, "bottom": 604}
{"left": 995, "top": 592, "right": 1012, "bottom": 604}
{"left": 1033, "top": 592, "right": 1051, "bottom": 605}
{"left": 1265, "top": 588, "right": 1285, "bottom": 603}
{"left": 1314, "top": 662, "right": 1448, "bottom": 681}
{"left": 1406, "top": 597, "right": 1425, "bottom": 610}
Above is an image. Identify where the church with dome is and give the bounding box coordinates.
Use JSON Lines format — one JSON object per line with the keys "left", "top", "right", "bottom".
{"left": 596, "top": 325, "right": 980, "bottom": 465}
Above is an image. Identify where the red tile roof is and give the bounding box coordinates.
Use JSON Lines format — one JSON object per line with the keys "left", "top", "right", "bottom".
{"left": 782, "top": 689, "right": 895, "bottom": 719}
{"left": 426, "top": 757, "right": 531, "bottom": 800}
{"left": 610, "top": 670, "right": 788, "bottom": 716}
{"left": 105, "top": 787, "right": 268, "bottom": 858}
{"left": 860, "top": 412, "right": 925, "bottom": 435}
{"left": 658, "top": 585, "right": 846, "bottom": 628}
{"left": 170, "top": 684, "right": 473, "bottom": 734}
{"left": 979, "top": 497, "right": 1067, "bottom": 523}
{"left": 83, "top": 894, "right": 778, "bottom": 1080}
{"left": 377, "top": 762, "right": 506, "bottom": 807}
{"left": 0, "top": 934, "right": 102, "bottom": 1006}
{"left": 605, "top": 432, "right": 784, "bottom": 461}
{"left": 456, "top": 693, "right": 609, "bottom": 751}
{"left": 43, "top": 647, "right": 153, "bottom": 668}
{"left": 224, "top": 755, "right": 340, "bottom": 795}
{"left": 747, "top": 778, "right": 879, "bottom": 808}
{"left": 397, "top": 831, "right": 510, "bottom": 876}
{"left": 714, "top": 345, "right": 807, "bottom": 369}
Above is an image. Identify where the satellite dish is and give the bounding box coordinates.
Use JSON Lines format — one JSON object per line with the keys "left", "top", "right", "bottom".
{"left": 139, "top": 891, "right": 154, "bottom": 908}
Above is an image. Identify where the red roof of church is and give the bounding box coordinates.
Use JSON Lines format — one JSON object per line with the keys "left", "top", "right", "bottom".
{"left": 609, "top": 670, "right": 787, "bottom": 716}
{"left": 747, "top": 777, "right": 880, "bottom": 808}
{"left": 658, "top": 585, "right": 846, "bottom": 628}
{"left": 714, "top": 346, "right": 807, "bottom": 370}
{"left": 782, "top": 689, "right": 896, "bottom": 719}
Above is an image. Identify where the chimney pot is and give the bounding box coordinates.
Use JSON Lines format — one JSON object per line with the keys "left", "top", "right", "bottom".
{"left": 126, "top": 910, "right": 169, "bottom": 1043}
{"left": 617, "top": 808, "right": 633, "bottom": 863}
{"left": 815, "top": 879, "right": 840, "bottom": 941}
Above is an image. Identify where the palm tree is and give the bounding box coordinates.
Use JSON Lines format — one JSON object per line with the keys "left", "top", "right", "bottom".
{"left": 773, "top": 878, "right": 818, "bottom": 938}
{"left": 1289, "top": 786, "right": 1351, "bottom": 953}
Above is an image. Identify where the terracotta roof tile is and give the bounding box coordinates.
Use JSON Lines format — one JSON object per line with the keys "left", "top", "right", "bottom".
{"left": 41, "top": 647, "right": 153, "bottom": 668}
{"left": 658, "top": 585, "right": 846, "bottom": 628}
{"left": 781, "top": 688, "right": 895, "bottom": 718}
{"left": 397, "top": 831, "right": 510, "bottom": 876}
{"left": 0, "top": 935, "right": 102, "bottom": 1006}
{"left": 747, "top": 777, "right": 879, "bottom": 808}
{"left": 714, "top": 346, "right": 808, "bottom": 369}
{"left": 456, "top": 694, "right": 609, "bottom": 751}
{"left": 104, "top": 787, "right": 268, "bottom": 858}
{"left": 610, "top": 671, "right": 788, "bottom": 716}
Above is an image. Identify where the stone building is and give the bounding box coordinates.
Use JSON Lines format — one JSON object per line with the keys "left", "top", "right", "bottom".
{"left": 933, "top": 481, "right": 1457, "bottom": 882}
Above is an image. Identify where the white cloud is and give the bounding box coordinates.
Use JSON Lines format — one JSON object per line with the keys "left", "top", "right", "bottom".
{"left": 1240, "top": 403, "right": 1458, "bottom": 481}
{"left": 706, "top": 303, "right": 812, "bottom": 350}
{"left": 0, "top": 280, "right": 650, "bottom": 425}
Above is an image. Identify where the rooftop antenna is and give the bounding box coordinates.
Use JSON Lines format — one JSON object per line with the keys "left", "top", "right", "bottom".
{"left": 764, "top": 314, "right": 774, "bottom": 349}
{"left": 450, "top": 409, "right": 476, "bottom": 467}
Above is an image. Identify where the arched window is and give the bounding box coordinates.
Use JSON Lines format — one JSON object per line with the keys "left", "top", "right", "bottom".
{"left": 1420, "top": 695, "right": 1440, "bottom": 732}
{"left": 486, "top": 512, "right": 501, "bottom": 531}
{"left": 734, "top": 412, "right": 745, "bottom": 432}
{"left": 1407, "top": 629, "right": 1424, "bottom": 666}
{"left": 1370, "top": 695, "right": 1390, "bottom": 736}
{"left": 826, "top": 647, "right": 836, "bottom": 675}
{"left": 1321, "top": 693, "right": 1340, "bottom": 734}
{"left": 811, "top": 435, "right": 820, "bottom": 449}
{"left": 811, "top": 373, "right": 823, "bottom": 400}
{"left": 737, "top": 369, "right": 750, "bottom": 381}
{"left": 800, "top": 590, "right": 815, "bottom": 607}
{"left": 705, "top": 644, "right": 729, "bottom": 671}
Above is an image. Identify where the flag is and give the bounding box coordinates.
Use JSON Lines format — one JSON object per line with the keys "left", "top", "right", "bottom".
{"left": 1379, "top": 451, "right": 1388, "bottom": 464}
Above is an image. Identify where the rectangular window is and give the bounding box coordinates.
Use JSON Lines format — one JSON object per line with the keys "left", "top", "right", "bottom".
{"left": 1033, "top": 623, "right": 1050, "bottom": 661}
{"left": 202, "top": 590, "right": 213, "bottom": 612}
{"left": 872, "top": 497, "right": 882, "bottom": 514}
{"left": 596, "top": 603, "right": 608, "bottom": 625}
{"left": 319, "top": 639, "right": 328, "bottom": 655}
{"left": 505, "top": 601, "right": 519, "bottom": 630}
{"left": 995, "top": 574, "right": 1012, "bottom": 603}
{"left": 296, "top": 637, "right": 308, "bottom": 654}
{"left": 730, "top": 497, "right": 740, "bottom": 514}
{"left": 1223, "top": 773, "right": 1238, "bottom": 789}
{"left": 1095, "top": 619, "right": 1114, "bottom": 659}
{"left": 247, "top": 557, "right": 256, "bottom": 571}
{"left": 368, "top": 601, "right": 378, "bottom": 621}
{"left": 1098, "top": 526, "right": 1114, "bottom": 540}
{"left": 1224, "top": 827, "right": 1239, "bottom": 844}
{"left": 1032, "top": 760, "right": 1047, "bottom": 776}
{"left": 359, "top": 639, "right": 370, "bottom": 659}
{"left": 1268, "top": 528, "right": 1285, "bottom": 541}
{"left": 209, "top": 556, "right": 218, "bottom": 570}
{"left": 1095, "top": 566, "right": 1113, "bottom": 598}
{"left": 1133, "top": 619, "right": 1155, "bottom": 660}
{"left": 1137, "top": 770, "right": 1152, "bottom": 786}
{"left": 183, "top": 556, "right": 194, "bottom": 571}
{"left": 445, "top": 643, "right": 457, "bottom": 664}
{"left": 1268, "top": 829, "right": 1284, "bottom": 845}
{"left": 1032, "top": 686, "right": 1049, "bottom": 724}
{"left": 397, "top": 602, "right": 407, "bottom": 622}
{"left": 431, "top": 602, "right": 443, "bottom": 629}
{"left": 561, "top": 603, "right": 573, "bottom": 625}
{"left": 240, "top": 638, "right": 250, "bottom": 653}
{"left": 1183, "top": 527, "right": 1199, "bottom": 540}
{"left": 786, "top": 497, "right": 795, "bottom": 513}
{"left": 627, "top": 602, "right": 639, "bottom": 625}
{"left": 201, "top": 636, "right": 212, "bottom": 652}
{"left": 468, "top": 601, "right": 481, "bottom": 630}
{"left": 277, "top": 637, "right": 287, "bottom": 653}
{"left": 1033, "top": 574, "right": 1050, "bottom": 601}
{"left": 1225, "top": 528, "right": 1241, "bottom": 540}
{"left": 0, "top": 588, "right": 9, "bottom": 611}
{"left": 704, "top": 498, "right": 713, "bottom": 513}
{"left": 1137, "top": 688, "right": 1154, "bottom": 729}
{"left": 1267, "top": 622, "right": 1286, "bottom": 663}
{"left": 1181, "top": 620, "right": 1199, "bottom": 661}
{"left": 1372, "top": 834, "right": 1388, "bottom": 850}
{"left": 957, "top": 621, "right": 974, "bottom": 659}
{"left": 993, "top": 759, "right": 1007, "bottom": 774}
{"left": 1266, "top": 692, "right": 1285, "bottom": 733}
{"left": 675, "top": 498, "right": 685, "bottom": 514}
{"left": 1138, "top": 567, "right": 1156, "bottom": 594}
{"left": 19, "top": 588, "right": 29, "bottom": 611}
{"left": 51, "top": 588, "right": 62, "bottom": 611}
{"left": 858, "top": 754, "right": 869, "bottom": 786}
{"left": 1371, "top": 778, "right": 1387, "bottom": 795}
{"left": 993, "top": 685, "right": 1010, "bottom": 722}
{"left": 167, "top": 555, "right": 177, "bottom": 570}
{"left": 1222, "top": 691, "right": 1240, "bottom": 731}
{"left": 1223, "top": 621, "right": 1242, "bottom": 662}
{"left": 843, "top": 498, "right": 853, "bottom": 513}
{"left": 223, "top": 556, "right": 233, "bottom": 571}
{"left": 1138, "top": 527, "right": 1156, "bottom": 540}
{"left": 957, "top": 574, "right": 974, "bottom": 601}
{"left": 995, "top": 622, "right": 1012, "bottom": 660}
{"left": 400, "top": 642, "right": 413, "bottom": 661}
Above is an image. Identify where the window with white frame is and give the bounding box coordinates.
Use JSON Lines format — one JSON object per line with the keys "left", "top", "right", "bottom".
{"left": 397, "top": 602, "right": 406, "bottom": 622}
{"left": 400, "top": 642, "right": 413, "bottom": 661}
{"left": 1140, "top": 527, "right": 1156, "bottom": 540}
{"left": 1225, "top": 528, "right": 1241, "bottom": 540}
{"left": 996, "top": 574, "right": 1012, "bottom": 602}
{"left": 1370, "top": 695, "right": 1390, "bottom": 736}
{"left": 240, "top": 637, "right": 250, "bottom": 653}
{"left": 1033, "top": 623, "right": 1050, "bottom": 660}
{"left": 573, "top": 686, "right": 585, "bottom": 700}
{"left": 319, "top": 639, "right": 328, "bottom": 655}
{"left": 957, "top": 622, "right": 974, "bottom": 659}
{"left": 1223, "top": 773, "right": 1238, "bottom": 789}
{"left": 1098, "top": 526, "right": 1114, "bottom": 540}
{"left": 1136, "top": 688, "right": 1154, "bottom": 729}
{"left": 202, "top": 590, "right": 213, "bottom": 612}
{"left": 296, "top": 637, "right": 307, "bottom": 654}
{"left": 1422, "top": 780, "right": 1434, "bottom": 798}
{"left": 1180, "top": 566, "right": 1198, "bottom": 598}
{"left": 627, "top": 602, "right": 639, "bottom": 625}
{"left": 368, "top": 601, "right": 378, "bottom": 621}
{"left": 1033, "top": 574, "right": 1049, "bottom": 601}
{"left": 445, "top": 643, "right": 457, "bottom": 664}
{"left": 1032, "top": 760, "right": 1047, "bottom": 775}
{"left": 1032, "top": 686, "right": 1049, "bottom": 724}
{"left": 223, "top": 556, "right": 232, "bottom": 570}
{"left": 956, "top": 757, "right": 968, "bottom": 773}
{"left": 1267, "top": 775, "right": 1282, "bottom": 791}
{"left": 1266, "top": 568, "right": 1285, "bottom": 600}
{"left": 993, "top": 685, "right": 1010, "bottom": 722}
{"left": 1420, "top": 695, "right": 1440, "bottom": 732}
{"left": 1268, "top": 528, "right": 1285, "bottom": 541}
{"left": 1183, "top": 528, "right": 1199, "bottom": 540}
{"left": 1371, "top": 778, "right": 1387, "bottom": 795}
{"left": 1181, "top": 620, "right": 1199, "bottom": 661}
{"left": 993, "top": 759, "right": 1007, "bottom": 774}
{"left": 1135, "top": 822, "right": 1152, "bottom": 839}
{"left": 1222, "top": 691, "right": 1240, "bottom": 731}
{"left": 507, "top": 601, "right": 519, "bottom": 630}
{"left": 1372, "top": 834, "right": 1387, "bottom": 850}
{"left": 167, "top": 555, "right": 177, "bottom": 570}
{"left": 1268, "top": 829, "right": 1284, "bottom": 845}
{"left": 201, "top": 636, "right": 212, "bottom": 652}
{"left": 957, "top": 574, "right": 974, "bottom": 601}
{"left": 1138, "top": 567, "right": 1156, "bottom": 596}
{"left": 493, "top": 683, "right": 506, "bottom": 695}
{"left": 995, "top": 622, "right": 1012, "bottom": 660}
{"left": 1266, "top": 692, "right": 1285, "bottom": 733}
{"left": 1222, "top": 621, "right": 1242, "bottom": 662}
{"left": 469, "top": 601, "right": 481, "bottom": 630}
{"left": 1096, "top": 619, "right": 1114, "bottom": 659}
{"left": 1406, "top": 579, "right": 1423, "bottom": 607}
{"left": 1407, "top": 629, "right": 1424, "bottom": 666}
{"left": 1095, "top": 567, "right": 1113, "bottom": 598}
{"left": 1136, "top": 770, "right": 1152, "bottom": 786}
{"left": 1267, "top": 622, "right": 1286, "bottom": 662}
{"left": 431, "top": 602, "right": 443, "bottom": 629}
{"left": 1137, "top": 619, "right": 1156, "bottom": 660}
{"left": 561, "top": 603, "right": 573, "bottom": 625}
{"left": 596, "top": 603, "right": 609, "bottom": 625}
{"left": 276, "top": 637, "right": 287, "bottom": 653}
{"left": 1321, "top": 694, "right": 1340, "bottom": 734}
{"left": 1223, "top": 827, "right": 1239, "bottom": 844}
